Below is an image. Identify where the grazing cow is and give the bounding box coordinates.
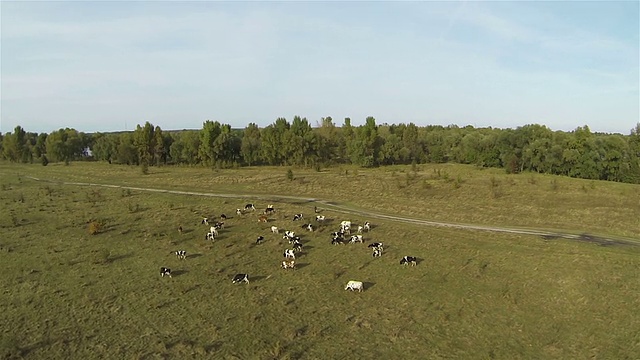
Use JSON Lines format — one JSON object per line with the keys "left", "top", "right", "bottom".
{"left": 205, "top": 232, "right": 215, "bottom": 241}
{"left": 256, "top": 236, "right": 265, "bottom": 244}
{"left": 236, "top": 208, "right": 243, "bottom": 215}
{"left": 314, "top": 206, "right": 320, "bottom": 213}
{"left": 292, "top": 241, "right": 303, "bottom": 252}
{"left": 400, "top": 256, "right": 417, "bottom": 266}
{"left": 288, "top": 236, "right": 301, "bottom": 244}
{"left": 258, "top": 215, "right": 268, "bottom": 223}
{"left": 293, "top": 213, "right": 304, "bottom": 221}
{"left": 281, "top": 260, "right": 295, "bottom": 269}
{"left": 332, "top": 237, "right": 345, "bottom": 245}
{"left": 178, "top": 226, "right": 183, "bottom": 234}
{"left": 302, "top": 223, "right": 314, "bottom": 232}
{"left": 201, "top": 218, "right": 209, "bottom": 225}
{"left": 232, "top": 273, "right": 249, "bottom": 284}
{"left": 345, "top": 280, "right": 363, "bottom": 292}
{"left": 245, "top": 203, "right": 256, "bottom": 211}
{"left": 265, "top": 205, "right": 275, "bottom": 215}
{"left": 160, "top": 267, "right": 172, "bottom": 278}
{"left": 340, "top": 220, "right": 351, "bottom": 229}
{"left": 357, "top": 226, "right": 364, "bottom": 233}
{"left": 363, "top": 221, "right": 371, "bottom": 232}
{"left": 315, "top": 215, "right": 326, "bottom": 222}
{"left": 284, "top": 230, "right": 295, "bottom": 239}
{"left": 214, "top": 222, "right": 225, "bottom": 229}
{"left": 175, "top": 250, "right": 187, "bottom": 259}
{"left": 368, "top": 242, "right": 384, "bottom": 251}
{"left": 284, "top": 249, "right": 296, "bottom": 259}
{"left": 349, "top": 235, "right": 364, "bottom": 243}
{"left": 220, "top": 214, "right": 227, "bottom": 220}
{"left": 271, "top": 226, "right": 279, "bottom": 234}
{"left": 372, "top": 249, "right": 382, "bottom": 257}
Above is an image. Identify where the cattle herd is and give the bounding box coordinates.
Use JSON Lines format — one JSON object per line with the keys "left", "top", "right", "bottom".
{"left": 160, "top": 202, "right": 418, "bottom": 292}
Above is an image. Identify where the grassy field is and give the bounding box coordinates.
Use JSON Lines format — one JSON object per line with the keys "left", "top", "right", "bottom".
{"left": 1, "top": 162, "right": 639, "bottom": 359}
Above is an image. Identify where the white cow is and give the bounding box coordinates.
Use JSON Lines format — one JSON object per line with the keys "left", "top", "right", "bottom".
{"left": 345, "top": 280, "right": 363, "bottom": 292}
{"left": 271, "top": 226, "right": 279, "bottom": 234}
{"left": 209, "top": 227, "right": 219, "bottom": 237}
{"left": 315, "top": 215, "right": 326, "bottom": 222}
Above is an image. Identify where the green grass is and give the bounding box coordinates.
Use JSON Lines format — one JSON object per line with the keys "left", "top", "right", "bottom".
{"left": 0, "top": 162, "right": 639, "bottom": 359}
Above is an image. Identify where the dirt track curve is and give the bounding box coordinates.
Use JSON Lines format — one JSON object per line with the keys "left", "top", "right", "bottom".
{"left": 24, "top": 176, "right": 640, "bottom": 247}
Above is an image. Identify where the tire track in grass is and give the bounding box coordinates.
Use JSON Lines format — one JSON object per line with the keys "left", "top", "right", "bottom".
{"left": 24, "top": 176, "right": 640, "bottom": 247}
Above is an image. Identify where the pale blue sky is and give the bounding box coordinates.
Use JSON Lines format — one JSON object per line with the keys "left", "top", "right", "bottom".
{"left": 1, "top": 1, "right": 638, "bottom": 134}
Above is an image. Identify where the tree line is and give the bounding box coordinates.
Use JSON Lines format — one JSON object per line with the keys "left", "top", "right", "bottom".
{"left": 2, "top": 117, "right": 639, "bottom": 184}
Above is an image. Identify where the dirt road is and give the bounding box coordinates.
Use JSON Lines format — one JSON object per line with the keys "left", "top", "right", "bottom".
{"left": 24, "top": 176, "right": 639, "bottom": 247}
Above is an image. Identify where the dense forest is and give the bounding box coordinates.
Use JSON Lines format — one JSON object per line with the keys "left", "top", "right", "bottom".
{"left": 1, "top": 117, "right": 639, "bottom": 184}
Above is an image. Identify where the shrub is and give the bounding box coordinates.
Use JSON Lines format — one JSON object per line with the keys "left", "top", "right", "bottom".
{"left": 88, "top": 219, "right": 106, "bottom": 235}
{"left": 41, "top": 155, "right": 49, "bottom": 166}
{"left": 140, "top": 162, "right": 149, "bottom": 175}
{"left": 287, "top": 169, "right": 294, "bottom": 181}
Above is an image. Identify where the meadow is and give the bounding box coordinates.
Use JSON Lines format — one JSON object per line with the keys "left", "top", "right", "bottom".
{"left": 0, "top": 162, "right": 639, "bottom": 359}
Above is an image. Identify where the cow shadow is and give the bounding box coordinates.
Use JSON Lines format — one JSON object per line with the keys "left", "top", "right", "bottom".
{"left": 108, "top": 253, "right": 133, "bottom": 263}
{"left": 172, "top": 270, "right": 188, "bottom": 277}
{"left": 188, "top": 253, "right": 202, "bottom": 259}
{"left": 416, "top": 258, "right": 425, "bottom": 265}
{"left": 302, "top": 245, "right": 315, "bottom": 251}
{"left": 249, "top": 275, "right": 267, "bottom": 282}
{"left": 181, "top": 228, "right": 195, "bottom": 235}
{"left": 363, "top": 282, "right": 376, "bottom": 291}
{"left": 295, "top": 263, "right": 310, "bottom": 270}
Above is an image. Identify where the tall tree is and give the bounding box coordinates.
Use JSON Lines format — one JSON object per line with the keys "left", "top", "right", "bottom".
{"left": 241, "top": 123, "right": 261, "bottom": 166}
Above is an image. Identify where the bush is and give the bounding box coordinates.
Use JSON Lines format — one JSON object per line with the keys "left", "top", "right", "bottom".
{"left": 88, "top": 220, "right": 105, "bottom": 235}
{"left": 41, "top": 155, "right": 49, "bottom": 166}
{"left": 287, "top": 169, "right": 294, "bottom": 181}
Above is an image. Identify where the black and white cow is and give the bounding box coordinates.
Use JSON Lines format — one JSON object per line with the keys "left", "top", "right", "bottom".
{"left": 271, "top": 226, "right": 279, "bottom": 234}
{"left": 220, "top": 214, "right": 227, "bottom": 220}
{"left": 281, "top": 260, "right": 295, "bottom": 269}
{"left": 315, "top": 215, "right": 326, "bottom": 222}
{"left": 160, "top": 267, "right": 172, "bottom": 277}
{"left": 284, "top": 249, "right": 296, "bottom": 259}
{"left": 302, "top": 223, "right": 314, "bottom": 232}
{"left": 293, "top": 213, "right": 304, "bottom": 221}
{"left": 236, "top": 208, "right": 243, "bottom": 215}
{"left": 256, "top": 236, "right": 265, "bottom": 244}
{"left": 209, "top": 227, "right": 219, "bottom": 237}
{"left": 244, "top": 203, "right": 256, "bottom": 211}
{"left": 265, "top": 205, "right": 276, "bottom": 215}
{"left": 400, "top": 256, "right": 417, "bottom": 266}
{"left": 232, "top": 273, "right": 249, "bottom": 284}
{"left": 205, "top": 232, "right": 215, "bottom": 241}
{"left": 175, "top": 250, "right": 187, "bottom": 259}
{"left": 349, "top": 235, "right": 364, "bottom": 243}
{"left": 214, "top": 222, "right": 225, "bottom": 230}
{"left": 201, "top": 217, "right": 209, "bottom": 225}
{"left": 292, "top": 241, "right": 303, "bottom": 252}
{"left": 363, "top": 221, "right": 371, "bottom": 232}
{"left": 332, "top": 237, "right": 345, "bottom": 245}
{"left": 368, "top": 242, "right": 384, "bottom": 251}
{"left": 372, "top": 249, "right": 382, "bottom": 257}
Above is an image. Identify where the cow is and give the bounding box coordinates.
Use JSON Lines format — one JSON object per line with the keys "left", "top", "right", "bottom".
{"left": 214, "top": 222, "right": 225, "bottom": 230}
{"left": 220, "top": 214, "right": 227, "bottom": 220}
{"left": 289, "top": 236, "right": 301, "bottom": 244}
{"left": 283, "top": 249, "right": 296, "bottom": 259}
{"left": 357, "top": 226, "right": 364, "bottom": 234}
{"left": 209, "top": 227, "right": 219, "bottom": 237}
{"left": 178, "top": 226, "right": 183, "bottom": 234}
{"left": 205, "top": 232, "right": 215, "bottom": 241}
{"left": 232, "top": 273, "right": 249, "bottom": 284}
{"left": 175, "top": 250, "right": 187, "bottom": 260}
{"left": 340, "top": 220, "right": 351, "bottom": 229}
{"left": 363, "top": 221, "right": 371, "bottom": 232}
{"left": 258, "top": 215, "right": 268, "bottom": 223}
{"left": 314, "top": 206, "right": 320, "bottom": 213}
{"left": 400, "top": 256, "right": 417, "bottom": 266}
{"left": 292, "top": 241, "right": 303, "bottom": 252}
{"left": 344, "top": 280, "right": 363, "bottom": 292}
{"left": 256, "top": 236, "right": 265, "bottom": 244}
{"left": 244, "top": 204, "right": 256, "bottom": 211}
{"left": 315, "top": 215, "right": 326, "bottom": 222}
{"left": 293, "top": 213, "right": 304, "bottom": 221}
{"left": 368, "top": 242, "right": 383, "bottom": 251}
{"left": 160, "top": 267, "right": 172, "bottom": 278}
{"left": 236, "top": 208, "right": 243, "bottom": 216}
{"left": 265, "top": 205, "right": 276, "bottom": 215}
{"left": 349, "top": 235, "right": 364, "bottom": 243}
{"left": 281, "top": 260, "right": 295, "bottom": 269}
{"left": 302, "top": 223, "right": 314, "bottom": 232}
{"left": 332, "top": 237, "right": 345, "bottom": 245}
{"left": 201, "top": 218, "right": 209, "bottom": 225}
{"left": 271, "top": 226, "right": 279, "bottom": 234}
{"left": 372, "top": 249, "right": 382, "bottom": 257}
{"left": 284, "top": 230, "right": 295, "bottom": 239}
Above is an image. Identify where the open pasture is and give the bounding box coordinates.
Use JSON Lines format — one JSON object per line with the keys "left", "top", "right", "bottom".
{"left": 1, "top": 163, "right": 639, "bottom": 359}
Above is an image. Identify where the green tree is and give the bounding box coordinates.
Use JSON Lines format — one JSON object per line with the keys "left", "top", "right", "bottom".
{"left": 241, "top": 123, "right": 261, "bottom": 166}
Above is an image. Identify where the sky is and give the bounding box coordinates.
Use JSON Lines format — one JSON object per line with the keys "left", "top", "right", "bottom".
{"left": 1, "top": 1, "right": 638, "bottom": 135}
